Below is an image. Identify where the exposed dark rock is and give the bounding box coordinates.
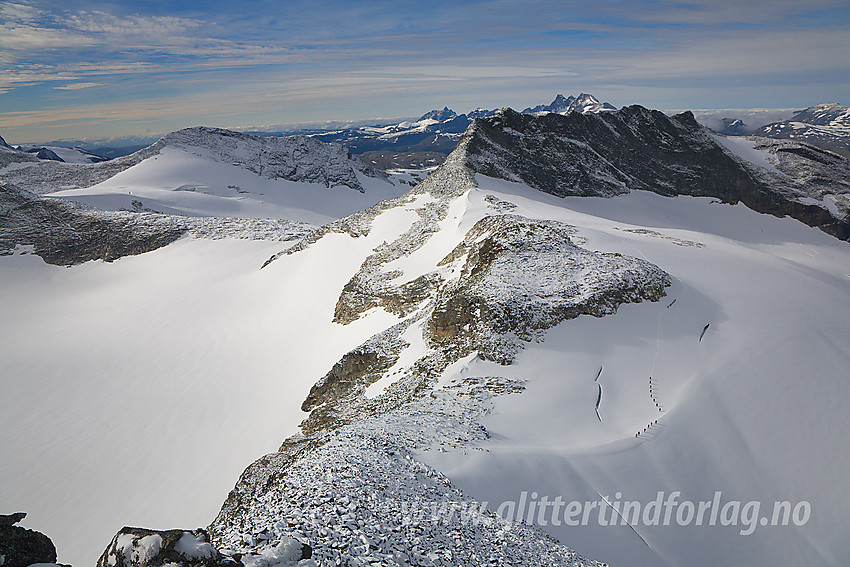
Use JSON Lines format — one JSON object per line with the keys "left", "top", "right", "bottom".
{"left": 462, "top": 107, "right": 850, "bottom": 240}
{"left": 0, "top": 513, "right": 57, "bottom": 567}
{"left": 97, "top": 527, "right": 243, "bottom": 567}
{"left": 0, "top": 513, "right": 26, "bottom": 528}
{"left": 715, "top": 118, "right": 749, "bottom": 136}
{"left": 0, "top": 183, "right": 185, "bottom": 265}
{"left": 27, "top": 148, "right": 65, "bottom": 162}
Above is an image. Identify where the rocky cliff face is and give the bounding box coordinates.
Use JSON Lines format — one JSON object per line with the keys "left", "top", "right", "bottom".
{"left": 461, "top": 107, "right": 850, "bottom": 240}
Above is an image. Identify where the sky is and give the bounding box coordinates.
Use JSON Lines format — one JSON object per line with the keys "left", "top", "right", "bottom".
{"left": 1, "top": 0, "right": 848, "bottom": 144}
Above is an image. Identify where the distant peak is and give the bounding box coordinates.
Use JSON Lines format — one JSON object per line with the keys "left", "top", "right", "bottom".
{"left": 418, "top": 107, "right": 458, "bottom": 122}
{"left": 522, "top": 92, "right": 615, "bottom": 115}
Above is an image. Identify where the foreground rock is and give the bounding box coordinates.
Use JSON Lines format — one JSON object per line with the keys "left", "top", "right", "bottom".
{"left": 96, "top": 527, "right": 296, "bottom": 567}
{"left": 0, "top": 512, "right": 57, "bottom": 567}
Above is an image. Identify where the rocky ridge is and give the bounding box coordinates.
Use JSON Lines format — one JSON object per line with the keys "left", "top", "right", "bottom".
{"left": 0, "top": 183, "right": 310, "bottom": 265}
{"left": 209, "top": 376, "right": 604, "bottom": 567}
{"left": 201, "top": 108, "right": 675, "bottom": 566}
{"left": 0, "top": 127, "right": 383, "bottom": 195}
{"left": 522, "top": 93, "right": 616, "bottom": 115}
{"left": 463, "top": 106, "right": 850, "bottom": 239}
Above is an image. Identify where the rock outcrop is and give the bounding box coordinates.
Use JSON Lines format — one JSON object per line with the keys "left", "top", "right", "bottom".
{"left": 0, "top": 512, "right": 58, "bottom": 567}
{"left": 97, "top": 527, "right": 261, "bottom": 567}
{"left": 0, "top": 183, "right": 185, "bottom": 265}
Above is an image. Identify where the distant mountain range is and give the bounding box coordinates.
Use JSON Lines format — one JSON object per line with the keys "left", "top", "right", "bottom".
{"left": 309, "top": 93, "right": 617, "bottom": 168}
{"left": 751, "top": 102, "right": 850, "bottom": 157}
{"left": 7, "top": 96, "right": 849, "bottom": 168}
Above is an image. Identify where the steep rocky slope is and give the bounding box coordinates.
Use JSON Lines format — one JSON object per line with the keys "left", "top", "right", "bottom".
{"left": 463, "top": 107, "right": 850, "bottom": 239}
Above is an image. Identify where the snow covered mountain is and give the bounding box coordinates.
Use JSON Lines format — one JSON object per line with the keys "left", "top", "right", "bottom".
{"left": 209, "top": 106, "right": 849, "bottom": 567}
{"left": 0, "top": 127, "right": 406, "bottom": 228}
{"left": 522, "top": 93, "right": 616, "bottom": 115}
{"left": 752, "top": 102, "right": 850, "bottom": 156}
{"left": 2, "top": 103, "right": 850, "bottom": 567}
{"left": 313, "top": 93, "right": 615, "bottom": 169}
{"left": 207, "top": 105, "right": 850, "bottom": 567}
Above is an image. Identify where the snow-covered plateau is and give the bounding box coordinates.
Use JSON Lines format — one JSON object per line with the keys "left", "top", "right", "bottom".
{"left": 2, "top": 106, "right": 850, "bottom": 567}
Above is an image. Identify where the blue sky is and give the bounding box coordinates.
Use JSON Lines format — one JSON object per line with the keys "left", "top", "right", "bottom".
{"left": 1, "top": 0, "right": 848, "bottom": 143}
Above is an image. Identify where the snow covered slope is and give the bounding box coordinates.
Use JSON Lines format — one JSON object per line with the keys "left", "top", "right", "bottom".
{"left": 0, "top": 127, "right": 404, "bottom": 226}
{"left": 208, "top": 111, "right": 850, "bottom": 566}
{"left": 45, "top": 145, "right": 402, "bottom": 225}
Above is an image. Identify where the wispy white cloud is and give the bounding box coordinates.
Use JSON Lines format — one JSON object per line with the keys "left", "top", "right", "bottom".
{"left": 0, "top": 0, "right": 847, "bottom": 141}
{"left": 54, "top": 82, "right": 103, "bottom": 90}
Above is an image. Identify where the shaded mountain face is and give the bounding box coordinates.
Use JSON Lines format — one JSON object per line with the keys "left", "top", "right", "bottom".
{"left": 715, "top": 117, "right": 748, "bottom": 135}
{"left": 753, "top": 102, "right": 850, "bottom": 156}
{"left": 461, "top": 107, "right": 850, "bottom": 240}
{"left": 0, "top": 135, "right": 39, "bottom": 169}
{"left": 18, "top": 145, "right": 110, "bottom": 164}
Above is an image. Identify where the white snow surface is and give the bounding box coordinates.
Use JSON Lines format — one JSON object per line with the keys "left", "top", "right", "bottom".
{"left": 710, "top": 133, "right": 783, "bottom": 174}
{"left": 45, "top": 146, "right": 406, "bottom": 225}
{"left": 173, "top": 532, "right": 217, "bottom": 560}
{"left": 3, "top": 169, "right": 850, "bottom": 566}
{"left": 418, "top": 176, "right": 850, "bottom": 566}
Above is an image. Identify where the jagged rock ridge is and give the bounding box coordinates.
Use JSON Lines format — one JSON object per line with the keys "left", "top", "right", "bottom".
{"left": 522, "top": 93, "right": 616, "bottom": 115}
{"left": 462, "top": 106, "right": 850, "bottom": 239}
